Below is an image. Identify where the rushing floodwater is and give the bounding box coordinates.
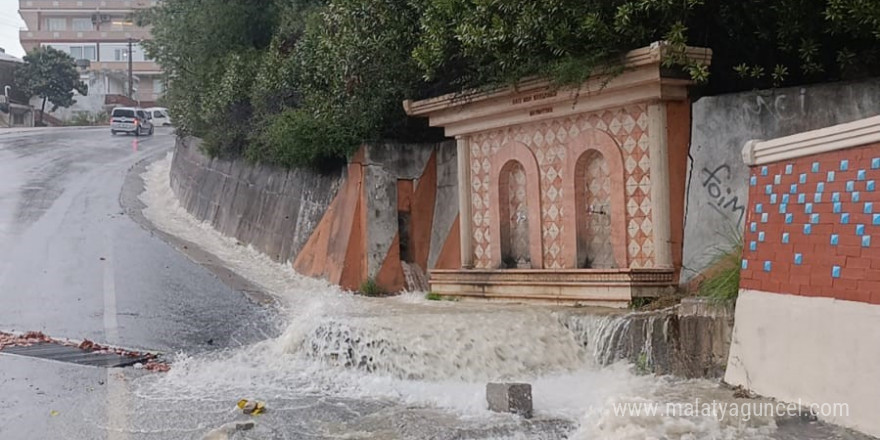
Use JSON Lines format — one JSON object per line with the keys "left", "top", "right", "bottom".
{"left": 132, "top": 154, "right": 860, "bottom": 439}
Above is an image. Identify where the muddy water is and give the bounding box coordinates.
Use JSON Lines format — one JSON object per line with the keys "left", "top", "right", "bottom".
{"left": 133, "top": 154, "right": 867, "bottom": 439}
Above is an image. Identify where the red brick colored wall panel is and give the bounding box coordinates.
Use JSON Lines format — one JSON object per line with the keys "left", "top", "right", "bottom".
{"left": 742, "top": 141, "right": 880, "bottom": 305}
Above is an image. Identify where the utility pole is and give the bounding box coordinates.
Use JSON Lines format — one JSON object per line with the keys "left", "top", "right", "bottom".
{"left": 127, "top": 37, "right": 133, "bottom": 99}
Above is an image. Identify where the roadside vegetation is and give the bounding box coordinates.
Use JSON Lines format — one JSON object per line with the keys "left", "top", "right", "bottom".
{"left": 139, "top": 0, "right": 880, "bottom": 169}
{"left": 699, "top": 235, "right": 744, "bottom": 304}
{"left": 14, "top": 47, "right": 87, "bottom": 126}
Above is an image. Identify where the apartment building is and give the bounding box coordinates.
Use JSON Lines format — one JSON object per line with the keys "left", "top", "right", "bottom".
{"left": 18, "top": 0, "right": 163, "bottom": 120}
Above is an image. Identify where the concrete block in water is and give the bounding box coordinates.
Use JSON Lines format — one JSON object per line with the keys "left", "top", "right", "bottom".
{"left": 486, "top": 383, "right": 532, "bottom": 418}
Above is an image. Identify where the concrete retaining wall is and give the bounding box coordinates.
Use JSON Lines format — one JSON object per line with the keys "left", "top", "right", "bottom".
{"left": 682, "top": 78, "right": 880, "bottom": 282}
{"left": 170, "top": 137, "right": 460, "bottom": 293}
{"left": 169, "top": 137, "right": 345, "bottom": 263}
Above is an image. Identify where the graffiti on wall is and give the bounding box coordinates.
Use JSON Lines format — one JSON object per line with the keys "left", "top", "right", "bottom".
{"left": 701, "top": 163, "right": 746, "bottom": 226}
{"left": 742, "top": 91, "right": 807, "bottom": 121}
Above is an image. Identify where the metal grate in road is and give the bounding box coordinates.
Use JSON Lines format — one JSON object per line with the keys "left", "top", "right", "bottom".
{"left": 0, "top": 342, "right": 151, "bottom": 368}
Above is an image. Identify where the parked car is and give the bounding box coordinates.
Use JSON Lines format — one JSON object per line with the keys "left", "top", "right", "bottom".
{"left": 146, "top": 107, "right": 173, "bottom": 126}
{"left": 110, "top": 107, "right": 154, "bottom": 136}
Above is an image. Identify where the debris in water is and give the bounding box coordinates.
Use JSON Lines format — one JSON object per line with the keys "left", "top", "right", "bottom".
{"left": 49, "top": 410, "right": 59, "bottom": 417}
{"left": 0, "top": 331, "right": 52, "bottom": 349}
{"left": 145, "top": 360, "right": 171, "bottom": 372}
{"left": 732, "top": 384, "right": 754, "bottom": 399}
{"left": 237, "top": 399, "right": 266, "bottom": 415}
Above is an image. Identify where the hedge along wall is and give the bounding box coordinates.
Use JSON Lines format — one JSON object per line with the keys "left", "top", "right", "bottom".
{"left": 726, "top": 115, "right": 880, "bottom": 438}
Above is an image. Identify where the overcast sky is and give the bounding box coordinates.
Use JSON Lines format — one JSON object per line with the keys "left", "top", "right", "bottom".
{"left": 0, "top": 2, "right": 26, "bottom": 58}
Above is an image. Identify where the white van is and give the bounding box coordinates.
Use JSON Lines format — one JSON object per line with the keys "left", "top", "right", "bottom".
{"left": 146, "top": 107, "right": 173, "bottom": 126}
{"left": 110, "top": 107, "right": 154, "bottom": 136}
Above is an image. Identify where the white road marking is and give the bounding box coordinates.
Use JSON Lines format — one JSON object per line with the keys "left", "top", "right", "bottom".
{"left": 103, "top": 231, "right": 129, "bottom": 440}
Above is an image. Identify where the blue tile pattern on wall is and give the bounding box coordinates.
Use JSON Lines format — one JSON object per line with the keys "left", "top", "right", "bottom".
{"left": 746, "top": 154, "right": 880, "bottom": 288}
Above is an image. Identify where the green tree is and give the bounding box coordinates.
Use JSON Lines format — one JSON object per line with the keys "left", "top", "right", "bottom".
{"left": 137, "top": 0, "right": 279, "bottom": 155}
{"left": 15, "top": 47, "right": 87, "bottom": 125}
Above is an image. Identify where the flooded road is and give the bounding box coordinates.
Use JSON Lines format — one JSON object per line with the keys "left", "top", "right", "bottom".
{"left": 0, "top": 129, "right": 871, "bottom": 439}
{"left": 134, "top": 154, "right": 872, "bottom": 439}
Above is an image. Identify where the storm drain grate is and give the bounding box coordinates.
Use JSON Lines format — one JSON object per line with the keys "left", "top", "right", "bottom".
{"left": 0, "top": 342, "right": 151, "bottom": 368}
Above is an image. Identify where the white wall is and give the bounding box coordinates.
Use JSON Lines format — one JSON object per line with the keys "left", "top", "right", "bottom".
{"left": 43, "top": 42, "right": 149, "bottom": 62}
{"left": 726, "top": 289, "right": 880, "bottom": 437}
{"left": 98, "top": 42, "right": 149, "bottom": 62}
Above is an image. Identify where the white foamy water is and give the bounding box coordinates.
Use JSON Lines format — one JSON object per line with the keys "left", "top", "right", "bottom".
{"left": 136, "top": 154, "right": 782, "bottom": 439}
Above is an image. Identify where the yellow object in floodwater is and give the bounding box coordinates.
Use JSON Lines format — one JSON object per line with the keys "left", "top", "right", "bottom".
{"left": 236, "top": 399, "right": 266, "bottom": 415}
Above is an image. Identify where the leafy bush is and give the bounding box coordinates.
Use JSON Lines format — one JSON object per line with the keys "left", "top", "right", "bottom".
{"left": 65, "top": 111, "right": 108, "bottom": 126}
{"left": 359, "top": 278, "right": 385, "bottom": 297}
{"left": 143, "top": 0, "right": 880, "bottom": 169}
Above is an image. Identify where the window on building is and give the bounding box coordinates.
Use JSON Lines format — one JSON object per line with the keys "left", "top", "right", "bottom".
{"left": 72, "top": 18, "right": 93, "bottom": 31}
{"left": 153, "top": 79, "right": 164, "bottom": 95}
{"left": 69, "top": 45, "right": 97, "bottom": 61}
{"left": 46, "top": 18, "right": 67, "bottom": 31}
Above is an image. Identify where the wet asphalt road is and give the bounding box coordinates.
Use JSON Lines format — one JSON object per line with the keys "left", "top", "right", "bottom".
{"left": 0, "top": 127, "right": 277, "bottom": 439}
